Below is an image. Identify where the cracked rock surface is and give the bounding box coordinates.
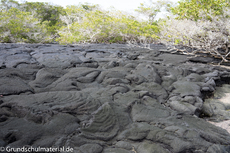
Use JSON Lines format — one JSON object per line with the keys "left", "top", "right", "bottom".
{"left": 0, "top": 43, "right": 230, "bottom": 153}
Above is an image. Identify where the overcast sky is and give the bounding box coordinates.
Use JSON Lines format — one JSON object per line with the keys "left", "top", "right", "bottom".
{"left": 22, "top": 0, "right": 179, "bottom": 13}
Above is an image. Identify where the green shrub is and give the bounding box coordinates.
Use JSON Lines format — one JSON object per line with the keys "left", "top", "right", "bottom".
{"left": 171, "top": 0, "right": 230, "bottom": 21}
{"left": 57, "top": 4, "right": 160, "bottom": 44}
{"left": 160, "top": 3, "right": 230, "bottom": 63}
{"left": 20, "top": 1, "right": 66, "bottom": 36}
{"left": 0, "top": 1, "right": 161, "bottom": 44}
{"left": 0, "top": 7, "right": 51, "bottom": 43}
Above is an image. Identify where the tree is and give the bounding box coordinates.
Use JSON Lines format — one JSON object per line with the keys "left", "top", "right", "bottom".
{"left": 0, "top": 7, "right": 51, "bottom": 43}
{"left": 171, "top": 0, "right": 230, "bottom": 21}
{"left": 0, "top": 0, "right": 19, "bottom": 11}
{"left": 160, "top": 1, "right": 230, "bottom": 64}
{"left": 20, "top": 2, "right": 66, "bottom": 35}
{"left": 57, "top": 5, "right": 160, "bottom": 44}
{"left": 135, "top": 0, "right": 173, "bottom": 23}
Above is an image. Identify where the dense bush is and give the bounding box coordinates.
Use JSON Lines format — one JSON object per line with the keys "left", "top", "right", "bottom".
{"left": 0, "top": 0, "right": 229, "bottom": 61}
{"left": 0, "top": 0, "right": 64, "bottom": 43}
{"left": 135, "top": 0, "right": 173, "bottom": 23}
{"left": 57, "top": 4, "right": 160, "bottom": 44}
{"left": 160, "top": 0, "right": 230, "bottom": 63}
{"left": 171, "top": 0, "right": 229, "bottom": 21}
{"left": 0, "top": 0, "right": 160, "bottom": 44}
{"left": 0, "top": 7, "right": 51, "bottom": 43}
{"left": 20, "top": 1, "right": 66, "bottom": 35}
{"left": 0, "top": 0, "right": 19, "bottom": 10}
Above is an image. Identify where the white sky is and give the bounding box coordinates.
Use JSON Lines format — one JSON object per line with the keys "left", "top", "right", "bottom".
{"left": 20, "top": 0, "right": 179, "bottom": 20}
{"left": 21, "top": 0, "right": 179, "bottom": 13}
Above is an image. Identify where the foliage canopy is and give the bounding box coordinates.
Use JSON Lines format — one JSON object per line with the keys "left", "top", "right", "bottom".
{"left": 0, "top": 0, "right": 230, "bottom": 63}
{"left": 171, "top": 0, "right": 230, "bottom": 21}
{"left": 57, "top": 4, "right": 159, "bottom": 44}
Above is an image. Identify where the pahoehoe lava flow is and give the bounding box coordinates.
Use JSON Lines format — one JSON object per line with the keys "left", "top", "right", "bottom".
{"left": 0, "top": 43, "right": 230, "bottom": 153}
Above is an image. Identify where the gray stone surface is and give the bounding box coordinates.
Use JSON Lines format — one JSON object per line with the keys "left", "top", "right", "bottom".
{"left": 0, "top": 43, "right": 230, "bottom": 153}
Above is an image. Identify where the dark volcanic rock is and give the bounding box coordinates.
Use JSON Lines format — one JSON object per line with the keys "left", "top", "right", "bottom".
{"left": 0, "top": 43, "right": 230, "bottom": 153}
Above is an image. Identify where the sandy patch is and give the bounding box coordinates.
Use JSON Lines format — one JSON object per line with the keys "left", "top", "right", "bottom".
{"left": 219, "top": 93, "right": 230, "bottom": 104}
{"left": 209, "top": 120, "right": 230, "bottom": 134}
